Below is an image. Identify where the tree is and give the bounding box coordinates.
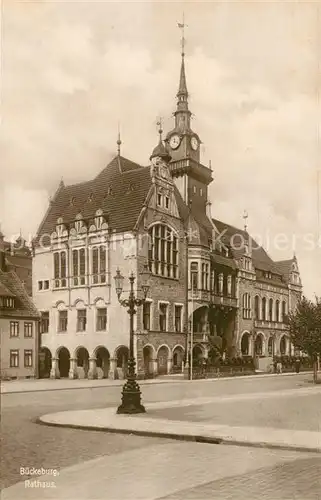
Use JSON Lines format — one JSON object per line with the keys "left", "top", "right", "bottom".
{"left": 288, "top": 296, "right": 321, "bottom": 383}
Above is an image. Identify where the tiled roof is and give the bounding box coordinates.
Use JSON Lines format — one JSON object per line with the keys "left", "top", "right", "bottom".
{"left": 0, "top": 271, "right": 39, "bottom": 318}
{"left": 275, "top": 259, "right": 294, "bottom": 281}
{"left": 0, "top": 281, "right": 15, "bottom": 297}
{"left": 35, "top": 156, "right": 153, "bottom": 243}
{"left": 211, "top": 253, "right": 237, "bottom": 270}
{"left": 212, "top": 218, "right": 281, "bottom": 273}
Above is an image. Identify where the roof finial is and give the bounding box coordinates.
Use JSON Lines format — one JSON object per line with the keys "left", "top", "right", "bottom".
{"left": 177, "top": 13, "right": 188, "bottom": 104}
{"left": 177, "top": 12, "right": 187, "bottom": 57}
{"left": 117, "top": 122, "right": 122, "bottom": 156}
{"left": 156, "top": 118, "right": 163, "bottom": 141}
{"left": 209, "top": 160, "right": 212, "bottom": 171}
{"left": 243, "top": 210, "right": 248, "bottom": 232}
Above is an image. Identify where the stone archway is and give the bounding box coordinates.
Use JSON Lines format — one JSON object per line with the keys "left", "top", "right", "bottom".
{"left": 75, "top": 347, "right": 90, "bottom": 379}
{"left": 57, "top": 347, "right": 70, "bottom": 378}
{"left": 172, "top": 345, "right": 184, "bottom": 373}
{"left": 115, "top": 345, "right": 129, "bottom": 379}
{"left": 143, "top": 345, "right": 155, "bottom": 379}
{"left": 268, "top": 337, "right": 274, "bottom": 356}
{"left": 241, "top": 332, "right": 250, "bottom": 356}
{"left": 192, "top": 344, "right": 204, "bottom": 366}
{"left": 39, "top": 347, "right": 52, "bottom": 378}
{"left": 94, "top": 346, "right": 110, "bottom": 379}
{"left": 255, "top": 334, "right": 264, "bottom": 356}
{"left": 157, "top": 345, "right": 170, "bottom": 375}
{"left": 280, "top": 335, "right": 287, "bottom": 355}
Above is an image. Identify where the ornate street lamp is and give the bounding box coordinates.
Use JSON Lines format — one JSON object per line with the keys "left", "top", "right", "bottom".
{"left": 113, "top": 264, "right": 151, "bottom": 414}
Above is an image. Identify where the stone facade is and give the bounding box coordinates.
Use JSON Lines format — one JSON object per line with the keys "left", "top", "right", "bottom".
{"left": 32, "top": 46, "right": 302, "bottom": 380}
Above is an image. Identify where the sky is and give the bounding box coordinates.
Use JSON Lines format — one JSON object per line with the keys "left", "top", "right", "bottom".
{"left": 1, "top": 0, "right": 320, "bottom": 298}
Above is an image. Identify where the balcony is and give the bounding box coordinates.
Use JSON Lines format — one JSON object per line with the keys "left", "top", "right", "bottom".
{"left": 192, "top": 332, "right": 209, "bottom": 343}
{"left": 189, "top": 289, "right": 211, "bottom": 303}
{"left": 211, "top": 294, "right": 238, "bottom": 308}
{"left": 254, "top": 319, "right": 288, "bottom": 331}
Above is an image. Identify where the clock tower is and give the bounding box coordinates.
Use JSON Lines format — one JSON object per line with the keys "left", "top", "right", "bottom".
{"left": 164, "top": 30, "right": 212, "bottom": 211}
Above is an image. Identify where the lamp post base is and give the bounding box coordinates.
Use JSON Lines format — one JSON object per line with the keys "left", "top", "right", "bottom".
{"left": 117, "top": 378, "right": 146, "bottom": 414}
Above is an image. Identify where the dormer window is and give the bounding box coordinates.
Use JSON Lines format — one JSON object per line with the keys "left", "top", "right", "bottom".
{"left": 88, "top": 193, "right": 94, "bottom": 203}
{"left": 70, "top": 197, "right": 76, "bottom": 206}
{"left": 157, "top": 193, "right": 162, "bottom": 206}
{"left": 165, "top": 195, "right": 170, "bottom": 209}
{"left": 0, "top": 296, "right": 15, "bottom": 308}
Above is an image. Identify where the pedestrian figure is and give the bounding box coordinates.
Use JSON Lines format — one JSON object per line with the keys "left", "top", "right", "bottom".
{"left": 276, "top": 361, "right": 282, "bottom": 374}
{"left": 295, "top": 357, "right": 301, "bottom": 374}
{"left": 273, "top": 359, "right": 277, "bottom": 374}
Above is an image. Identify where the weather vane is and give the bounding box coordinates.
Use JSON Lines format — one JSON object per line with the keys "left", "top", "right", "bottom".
{"left": 243, "top": 210, "right": 249, "bottom": 232}
{"left": 156, "top": 117, "right": 163, "bottom": 139}
{"left": 177, "top": 13, "right": 188, "bottom": 56}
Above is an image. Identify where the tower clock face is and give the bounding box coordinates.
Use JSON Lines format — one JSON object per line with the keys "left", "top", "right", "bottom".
{"left": 190, "top": 137, "right": 199, "bottom": 151}
{"left": 169, "top": 134, "right": 180, "bottom": 149}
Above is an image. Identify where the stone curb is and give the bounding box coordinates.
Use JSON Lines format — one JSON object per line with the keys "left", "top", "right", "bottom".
{"left": 37, "top": 417, "right": 321, "bottom": 455}
{"left": 38, "top": 392, "right": 321, "bottom": 456}
{"left": 1, "top": 371, "right": 314, "bottom": 395}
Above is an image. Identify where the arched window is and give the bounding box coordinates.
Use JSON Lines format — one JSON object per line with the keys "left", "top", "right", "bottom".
{"left": 269, "top": 298, "right": 273, "bottom": 322}
{"left": 148, "top": 224, "right": 178, "bottom": 278}
{"left": 282, "top": 301, "right": 287, "bottom": 322}
{"left": 242, "top": 293, "right": 251, "bottom": 319}
{"left": 268, "top": 337, "right": 274, "bottom": 356}
{"left": 254, "top": 295, "right": 260, "bottom": 320}
{"left": 275, "top": 300, "right": 280, "bottom": 322}
{"left": 261, "top": 297, "right": 266, "bottom": 320}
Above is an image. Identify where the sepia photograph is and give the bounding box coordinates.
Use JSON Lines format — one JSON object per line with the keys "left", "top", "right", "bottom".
{"left": 1, "top": 0, "right": 321, "bottom": 499}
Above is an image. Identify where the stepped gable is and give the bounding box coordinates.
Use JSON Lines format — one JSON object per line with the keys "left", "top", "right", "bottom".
{"left": 0, "top": 270, "right": 39, "bottom": 318}
{"left": 35, "top": 156, "right": 153, "bottom": 243}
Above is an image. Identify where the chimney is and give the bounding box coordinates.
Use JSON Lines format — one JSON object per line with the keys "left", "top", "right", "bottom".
{"left": 0, "top": 231, "right": 6, "bottom": 271}
{"left": 0, "top": 250, "right": 6, "bottom": 271}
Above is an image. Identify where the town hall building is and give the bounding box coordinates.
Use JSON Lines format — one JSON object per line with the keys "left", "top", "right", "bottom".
{"left": 32, "top": 43, "right": 302, "bottom": 379}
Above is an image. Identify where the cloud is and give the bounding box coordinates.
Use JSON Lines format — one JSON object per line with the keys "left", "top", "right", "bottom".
{"left": 1, "top": 0, "right": 320, "bottom": 298}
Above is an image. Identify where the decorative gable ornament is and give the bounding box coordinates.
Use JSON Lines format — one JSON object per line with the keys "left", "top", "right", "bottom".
{"left": 89, "top": 209, "right": 108, "bottom": 233}
{"left": 53, "top": 217, "right": 68, "bottom": 239}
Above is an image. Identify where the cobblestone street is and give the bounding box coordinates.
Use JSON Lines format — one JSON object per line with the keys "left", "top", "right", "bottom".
{"left": 2, "top": 374, "right": 320, "bottom": 499}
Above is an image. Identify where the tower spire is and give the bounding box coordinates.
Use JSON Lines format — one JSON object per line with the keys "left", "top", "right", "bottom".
{"left": 177, "top": 14, "right": 188, "bottom": 99}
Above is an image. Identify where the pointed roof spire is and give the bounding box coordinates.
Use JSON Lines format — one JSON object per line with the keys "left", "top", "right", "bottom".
{"left": 177, "top": 13, "right": 188, "bottom": 99}
{"left": 150, "top": 118, "right": 171, "bottom": 163}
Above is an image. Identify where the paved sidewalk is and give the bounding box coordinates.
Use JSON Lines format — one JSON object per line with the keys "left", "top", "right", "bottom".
{"left": 2, "top": 442, "right": 319, "bottom": 500}
{"left": 39, "top": 386, "right": 321, "bottom": 453}
{"left": 0, "top": 375, "right": 182, "bottom": 394}
{"left": 1, "top": 370, "right": 313, "bottom": 394}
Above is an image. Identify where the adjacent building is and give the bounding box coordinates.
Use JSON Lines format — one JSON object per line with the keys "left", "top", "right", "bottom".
{"left": 32, "top": 45, "right": 302, "bottom": 379}
{"left": 0, "top": 248, "right": 39, "bottom": 379}
{"left": 0, "top": 232, "right": 33, "bottom": 296}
